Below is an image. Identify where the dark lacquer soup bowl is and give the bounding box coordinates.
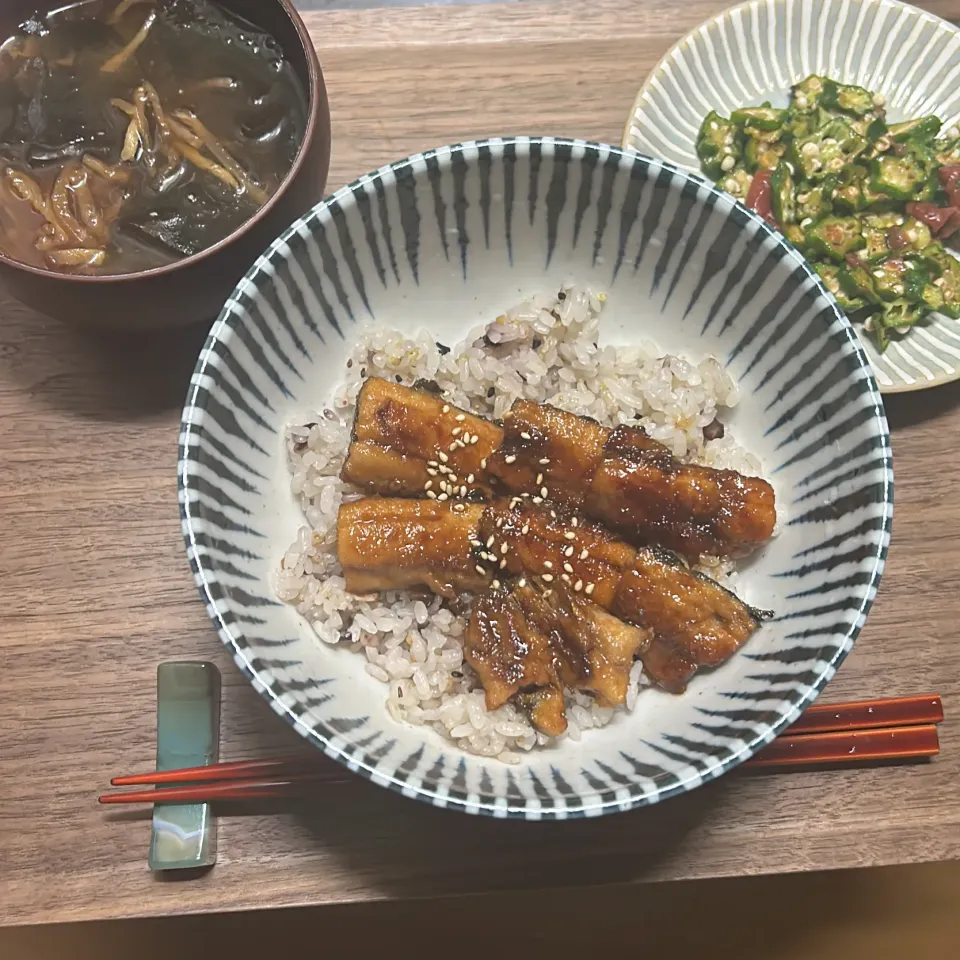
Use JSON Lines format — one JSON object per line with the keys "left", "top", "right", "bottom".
{"left": 0, "top": 0, "right": 330, "bottom": 330}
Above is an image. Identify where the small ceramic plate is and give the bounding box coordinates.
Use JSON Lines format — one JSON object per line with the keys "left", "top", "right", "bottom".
{"left": 180, "top": 138, "right": 891, "bottom": 819}
{"left": 623, "top": 0, "right": 960, "bottom": 393}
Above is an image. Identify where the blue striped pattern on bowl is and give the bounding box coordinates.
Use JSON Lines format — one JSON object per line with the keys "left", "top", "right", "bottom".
{"left": 179, "top": 138, "right": 892, "bottom": 818}
{"left": 623, "top": 0, "right": 960, "bottom": 393}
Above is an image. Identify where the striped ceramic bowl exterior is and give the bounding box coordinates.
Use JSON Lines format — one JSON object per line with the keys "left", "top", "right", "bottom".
{"left": 623, "top": 0, "right": 960, "bottom": 393}
{"left": 179, "top": 138, "right": 892, "bottom": 819}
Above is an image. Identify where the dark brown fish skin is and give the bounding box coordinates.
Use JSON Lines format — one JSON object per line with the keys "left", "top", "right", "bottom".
{"left": 490, "top": 404, "right": 777, "bottom": 559}
{"left": 465, "top": 586, "right": 563, "bottom": 727}
{"left": 586, "top": 431, "right": 777, "bottom": 559}
{"left": 341, "top": 378, "right": 502, "bottom": 497}
{"left": 340, "top": 496, "right": 763, "bottom": 693}
{"left": 640, "top": 637, "right": 698, "bottom": 694}
{"left": 516, "top": 686, "right": 568, "bottom": 737}
{"left": 340, "top": 380, "right": 776, "bottom": 559}
{"left": 612, "top": 547, "right": 759, "bottom": 681}
{"left": 465, "top": 579, "right": 649, "bottom": 734}
{"left": 337, "top": 498, "right": 490, "bottom": 597}
{"left": 511, "top": 579, "right": 650, "bottom": 708}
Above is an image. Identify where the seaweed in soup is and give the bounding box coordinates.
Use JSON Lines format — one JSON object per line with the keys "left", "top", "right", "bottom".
{"left": 0, "top": 0, "right": 307, "bottom": 275}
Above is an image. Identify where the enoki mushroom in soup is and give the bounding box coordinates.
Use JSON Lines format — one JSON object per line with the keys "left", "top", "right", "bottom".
{"left": 0, "top": 0, "right": 306, "bottom": 275}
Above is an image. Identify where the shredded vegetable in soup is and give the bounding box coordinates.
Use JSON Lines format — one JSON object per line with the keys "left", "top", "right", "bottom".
{"left": 0, "top": 0, "right": 307, "bottom": 275}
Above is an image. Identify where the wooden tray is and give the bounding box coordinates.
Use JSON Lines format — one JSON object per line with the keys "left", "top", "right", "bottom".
{"left": 1, "top": 0, "right": 959, "bottom": 927}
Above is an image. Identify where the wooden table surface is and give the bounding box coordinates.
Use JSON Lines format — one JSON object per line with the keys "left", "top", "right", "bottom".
{"left": 3, "top": 0, "right": 960, "bottom": 928}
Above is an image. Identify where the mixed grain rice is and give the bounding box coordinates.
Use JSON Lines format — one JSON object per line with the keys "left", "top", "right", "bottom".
{"left": 275, "top": 286, "right": 764, "bottom": 763}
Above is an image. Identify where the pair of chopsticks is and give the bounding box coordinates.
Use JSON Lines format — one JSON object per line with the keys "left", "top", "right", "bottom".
{"left": 99, "top": 694, "right": 943, "bottom": 805}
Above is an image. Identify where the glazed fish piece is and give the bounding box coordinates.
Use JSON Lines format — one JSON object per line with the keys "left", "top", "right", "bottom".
{"left": 585, "top": 425, "right": 777, "bottom": 559}
{"left": 341, "top": 377, "right": 502, "bottom": 498}
{"left": 340, "top": 380, "right": 776, "bottom": 559}
{"left": 477, "top": 497, "right": 637, "bottom": 610}
{"left": 512, "top": 579, "right": 651, "bottom": 708}
{"left": 465, "top": 578, "right": 650, "bottom": 735}
{"left": 613, "top": 547, "right": 767, "bottom": 693}
{"left": 478, "top": 499, "right": 762, "bottom": 689}
{"left": 487, "top": 403, "right": 776, "bottom": 558}
{"left": 484, "top": 399, "right": 609, "bottom": 510}
{"left": 337, "top": 498, "right": 490, "bottom": 596}
{"left": 640, "top": 637, "right": 698, "bottom": 695}
{"left": 465, "top": 585, "right": 567, "bottom": 736}
{"left": 515, "top": 686, "right": 568, "bottom": 737}
{"left": 340, "top": 497, "right": 765, "bottom": 692}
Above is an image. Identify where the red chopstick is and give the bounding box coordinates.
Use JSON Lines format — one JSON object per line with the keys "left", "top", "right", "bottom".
{"left": 99, "top": 694, "right": 942, "bottom": 805}
{"left": 99, "top": 772, "right": 348, "bottom": 805}
{"left": 110, "top": 756, "right": 319, "bottom": 787}
{"left": 786, "top": 694, "right": 942, "bottom": 735}
{"left": 746, "top": 723, "right": 940, "bottom": 769}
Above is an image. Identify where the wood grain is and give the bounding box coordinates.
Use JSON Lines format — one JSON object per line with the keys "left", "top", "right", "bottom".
{"left": 2, "top": 0, "right": 960, "bottom": 928}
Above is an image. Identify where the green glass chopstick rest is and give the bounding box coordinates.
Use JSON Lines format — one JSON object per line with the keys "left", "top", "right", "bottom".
{"left": 148, "top": 661, "right": 221, "bottom": 872}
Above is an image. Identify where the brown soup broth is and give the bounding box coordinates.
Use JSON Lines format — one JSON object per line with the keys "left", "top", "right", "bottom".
{"left": 0, "top": 0, "right": 307, "bottom": 274}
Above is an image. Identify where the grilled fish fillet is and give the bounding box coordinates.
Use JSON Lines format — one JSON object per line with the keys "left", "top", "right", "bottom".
{"left": 341, "top": 379, "right": 776, "bottom": 558}
{"left": 490, "top": 400, "right": 777, "bottom": 558}
{"left": 337, "top": 498, "right": 490, "bottom": 597}
{"left": 465, "top": 586, "right": 568, "bottom": 735}
{"left": 465, "top": 579, "right": 650, "bottom": 734}
{"left": 339, "top": 497, "right": 766, "bottom": 691}
{"left": 341, "top": 377, "right": 502, "bottom": 499}
{"left": 511, "top": 579, "right": 651, "bottom": 708}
